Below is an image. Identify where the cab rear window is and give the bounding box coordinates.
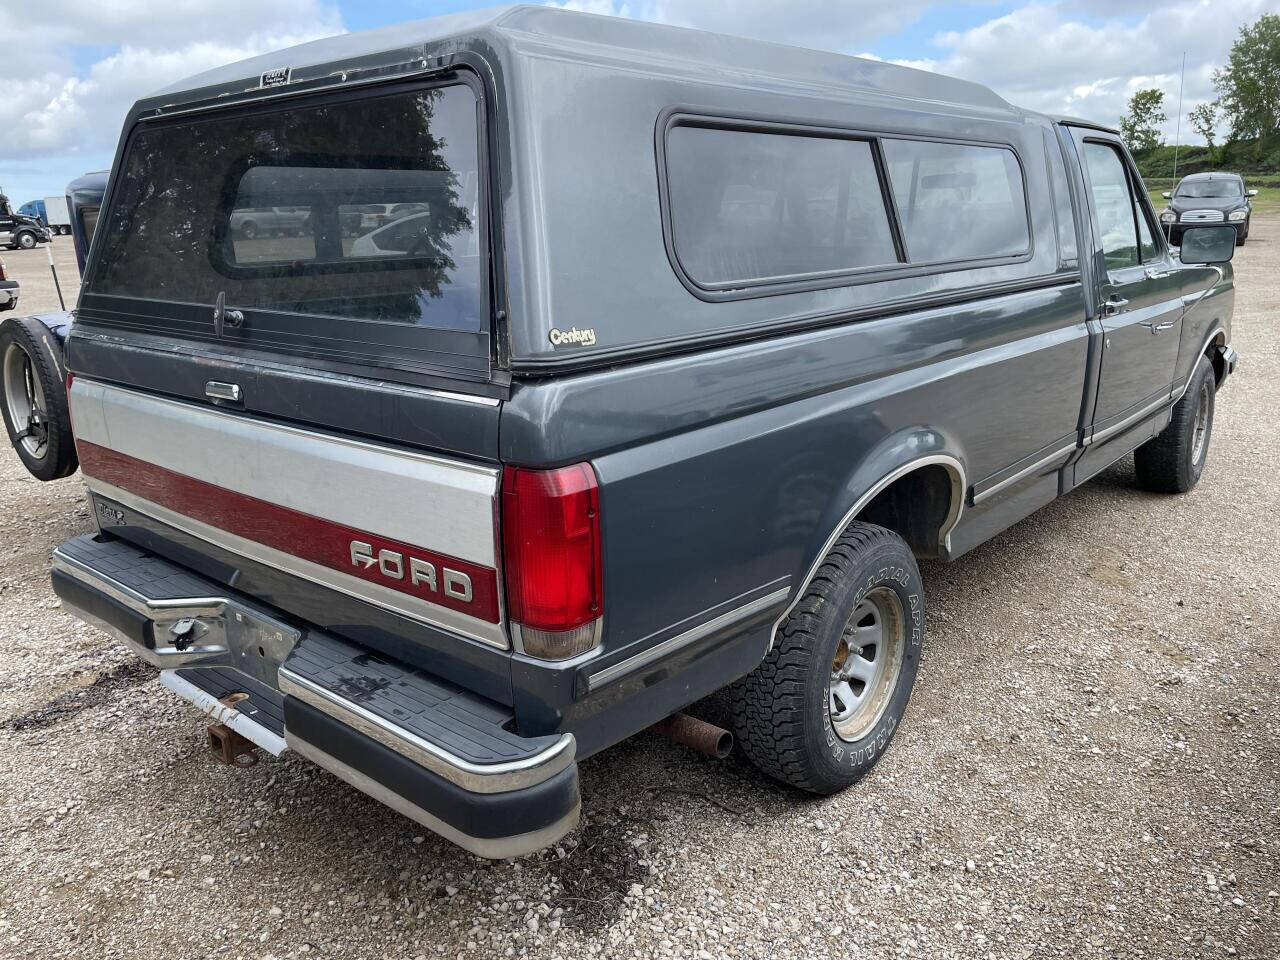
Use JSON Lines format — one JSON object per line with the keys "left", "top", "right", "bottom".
{"left": 83, "top": 81, "right": 489, "bottom": 378}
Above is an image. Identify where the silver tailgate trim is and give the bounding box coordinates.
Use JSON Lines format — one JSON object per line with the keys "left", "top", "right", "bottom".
{"left": 72, "top": 379, "right": 501, "bottom": 566}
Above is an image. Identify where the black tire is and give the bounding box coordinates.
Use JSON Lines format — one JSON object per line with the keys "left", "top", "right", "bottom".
{"left": 1134, "top": 355, "right": 1215, "bottom": 494}
{"left": 15, "top": 231, "right": 37, "bottom": 250}
{"left": 1236, "top": 227, "right": 1247, "bottom": 246}
{"left": 730, "top": 521, "right": 924, "bottom": 794}
{"left": 0, "top": 317, "right": 77, "bottom": 481}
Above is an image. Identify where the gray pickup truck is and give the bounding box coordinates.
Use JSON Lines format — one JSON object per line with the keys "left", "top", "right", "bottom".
{"left": 46, "top": 6, "right": 1239, "bottom": 858}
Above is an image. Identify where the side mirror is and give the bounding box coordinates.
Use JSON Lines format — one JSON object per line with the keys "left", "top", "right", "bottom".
{"left": 1246, "top": 188, "right": 1258, "bottom": 197}
{"left": 1178, "top": 225, "right": 1236, "bottom": 265}
{"left": 1162, "top": 191, "right": 1172, "bottom": 199}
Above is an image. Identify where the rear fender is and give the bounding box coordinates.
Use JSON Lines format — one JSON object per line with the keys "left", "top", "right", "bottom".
{"left": 771, "top": 428, "right": 967, "bottom": 649}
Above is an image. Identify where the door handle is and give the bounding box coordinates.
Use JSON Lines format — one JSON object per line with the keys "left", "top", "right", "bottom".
{"left": 1140, "top": 319, "right": 1177, "bottom": 334}
{"left": 1101, "top": 295, "right": 1129, "bottom": 318}
{"left": 1145, "top": 267, "right": 1172, "bottom": 280}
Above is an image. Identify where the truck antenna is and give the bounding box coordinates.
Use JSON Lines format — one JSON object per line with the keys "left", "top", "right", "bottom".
{"left": 1171, "top": 50, "right": 1186, "bottom": 180}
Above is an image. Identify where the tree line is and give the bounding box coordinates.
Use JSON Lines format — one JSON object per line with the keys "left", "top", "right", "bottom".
{"left": 1120, "top": 13, "right": 1279, "bottom": 162}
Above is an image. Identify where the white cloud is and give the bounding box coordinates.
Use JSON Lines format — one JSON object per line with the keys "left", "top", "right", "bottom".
{"left": 550, "top": 0, "right": 1263, "bottom": 145}
{"left": 0, "top": 0, "right": 343, "bottom": 204}
{"left": 923, "top": 0, "right": 1268, "bottom": 142}
{"left": 0, "top": 0, "right": 1265, "bottom": 207}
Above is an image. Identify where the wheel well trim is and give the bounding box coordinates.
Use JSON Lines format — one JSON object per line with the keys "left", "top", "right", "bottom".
{"left": 1176, "top": 323, "right": 1225, "bottom": 401}
{"left": 765, "top": 454, "right": 966, "bottom": 653}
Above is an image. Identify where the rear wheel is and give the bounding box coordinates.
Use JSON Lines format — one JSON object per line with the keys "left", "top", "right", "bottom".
{"left": 730, "top": 521, "right": 924, "bottom": 794}
{"left": 0, "top": 317, "right": 77, "bottom": 481}
{"left": 1135, "top": 355, "right": 1215, "bottom": 494}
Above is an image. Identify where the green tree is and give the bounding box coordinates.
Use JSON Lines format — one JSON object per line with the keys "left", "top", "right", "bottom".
{"left": 1214, "top": 13, "right": 1280, "bottom": 139}
{"left": 1188, "top": 101, "right": 1220, "bottom": 162}
{"left": 1120, "top": 88, "right": 1167, "bottom": 152}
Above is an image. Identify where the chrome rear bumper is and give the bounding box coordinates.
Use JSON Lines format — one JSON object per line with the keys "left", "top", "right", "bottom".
{"left": 51, "top": 534, "right": 580, "bottom": 858}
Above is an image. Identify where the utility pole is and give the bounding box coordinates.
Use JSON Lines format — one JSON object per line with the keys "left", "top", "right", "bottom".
{"left": 1171, "top": 51, "right": 1186, "bottom": 179}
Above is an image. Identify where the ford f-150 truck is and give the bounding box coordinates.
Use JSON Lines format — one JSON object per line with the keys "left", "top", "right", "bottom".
{"left": 45, "top": 6, "right": 1239, "bottom": 858}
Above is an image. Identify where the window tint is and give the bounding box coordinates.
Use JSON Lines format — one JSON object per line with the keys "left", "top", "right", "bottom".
{"left": 665, "top": 125, "right": 899, "bottom": 286}
{"left": 883, "top": 140, "right": 1029, "bottom": 263}
{"left": 1081, "top": 142, "right": 1139, "bottom": 270}
{"left": 1043, "top": 128, "right": 1078, "bottom": 267}
{"left": 87, "top": 84, "right": 482, "bottom": 333}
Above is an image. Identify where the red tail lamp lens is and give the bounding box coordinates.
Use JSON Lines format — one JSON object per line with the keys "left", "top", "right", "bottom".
{"left": 501, "top": 463, "right": 603, "bottom": 645}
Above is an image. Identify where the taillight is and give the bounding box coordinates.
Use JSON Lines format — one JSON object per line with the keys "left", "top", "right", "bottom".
{"left": 501, "top": 463, "right": 603, "bottom": 660}
{"left": 0, "top": 258, "right": 6, "bottom": 280}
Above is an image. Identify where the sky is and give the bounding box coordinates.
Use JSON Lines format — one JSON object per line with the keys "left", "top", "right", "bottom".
{"left": 0, "top": 0, "right": 1270, "bottom": 206}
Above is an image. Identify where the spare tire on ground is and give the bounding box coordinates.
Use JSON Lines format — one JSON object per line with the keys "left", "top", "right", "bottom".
{"left": 0, "top": 316, "right": 77, "bottom": 481}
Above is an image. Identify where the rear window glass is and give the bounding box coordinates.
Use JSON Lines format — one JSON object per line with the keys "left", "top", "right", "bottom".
{"left": 665, "top": 125, "right": 900, "bottom": 287}
{"left": 86, "top": 84, "right": 482, "bottom": 335}
{"left": 883, "top": 140, "right": 1030, "bottom": 263}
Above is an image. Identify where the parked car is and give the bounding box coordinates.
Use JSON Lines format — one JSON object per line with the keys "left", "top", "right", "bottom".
{"left": 0, "top": 193, "right": 51, "bottom": 250}
{"left": 45, "top": 6, "right": 1238, "bottom": 859}
{"left": 1160, "top": 172, "right": 1256, "bottom": 245}
{"left": 229, "top": 206, "right": 311, "bottom": 238}
{"left": 0, "top": 256, "right": 17, "bottom": 312}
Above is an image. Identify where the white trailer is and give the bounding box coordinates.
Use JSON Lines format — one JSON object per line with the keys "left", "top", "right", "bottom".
{"left": 42, "top": 195, "right": 71, "bottom": 235}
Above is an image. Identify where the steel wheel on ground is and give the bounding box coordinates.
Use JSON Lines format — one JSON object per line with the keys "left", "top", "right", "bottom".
{"left": 731, "top": 521, "right": 924, "bottom": 794}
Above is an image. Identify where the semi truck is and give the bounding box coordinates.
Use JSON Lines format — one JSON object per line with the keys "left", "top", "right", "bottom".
{"left": 17, "top": 196, "right": 72, "bottom": 235}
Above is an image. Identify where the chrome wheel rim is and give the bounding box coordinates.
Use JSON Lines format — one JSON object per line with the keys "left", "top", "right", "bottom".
{"left": 1191, "top": 379, "right": 1211, "bottom": 465}
{"left": 3, "top": 342, "right": 48, "bottom": 459}
{"left": 829, "top": 588, "right": 905, "bottom": 742}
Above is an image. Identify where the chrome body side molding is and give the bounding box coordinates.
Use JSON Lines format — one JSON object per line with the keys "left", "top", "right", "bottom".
{"left": 585, "top": 585, "right": 791, "bottom": 692}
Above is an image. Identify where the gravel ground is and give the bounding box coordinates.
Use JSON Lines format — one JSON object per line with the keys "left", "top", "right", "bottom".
{"left": 1, "top": 222, "right": 1277, "bottom": 960}
{"left": 0, "top": 235, "right": 80, "bottom": 315}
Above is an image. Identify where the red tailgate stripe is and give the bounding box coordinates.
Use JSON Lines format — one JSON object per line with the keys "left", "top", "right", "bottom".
{"left": 78, "top": 440, "right": 501, "bottom": 623}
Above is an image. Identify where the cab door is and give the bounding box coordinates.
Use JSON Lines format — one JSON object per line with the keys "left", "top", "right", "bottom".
{"left": 1071, "top": 129, "right": 1183, "bottom": 446}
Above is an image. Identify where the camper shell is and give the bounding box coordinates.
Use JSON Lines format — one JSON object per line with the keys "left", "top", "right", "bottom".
{"left": 48, "top": 7, "right": 1237, "bottom": 858}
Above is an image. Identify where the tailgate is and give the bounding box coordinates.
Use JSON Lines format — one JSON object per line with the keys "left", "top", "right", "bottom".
{"left": 71, "top": 377, "right": 507, "bottom": 649}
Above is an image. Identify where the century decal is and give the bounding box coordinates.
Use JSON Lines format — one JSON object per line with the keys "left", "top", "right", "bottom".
{"left": 349, "top": 541, "right": 474, "bottom": 603}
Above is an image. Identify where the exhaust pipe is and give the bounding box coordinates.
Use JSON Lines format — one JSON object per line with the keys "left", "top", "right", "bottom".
{"left": 651, "top": 713, "right": 733, "bottom": 760}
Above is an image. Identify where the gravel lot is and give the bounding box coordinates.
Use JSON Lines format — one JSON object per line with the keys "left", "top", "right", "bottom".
{"left": 1, "top": 223, "right": 1277, "bottom": 960}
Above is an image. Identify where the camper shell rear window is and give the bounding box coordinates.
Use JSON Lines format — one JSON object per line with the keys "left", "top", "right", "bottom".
{"left": 81, "top": 76, "right": 491, "bottom": 381}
